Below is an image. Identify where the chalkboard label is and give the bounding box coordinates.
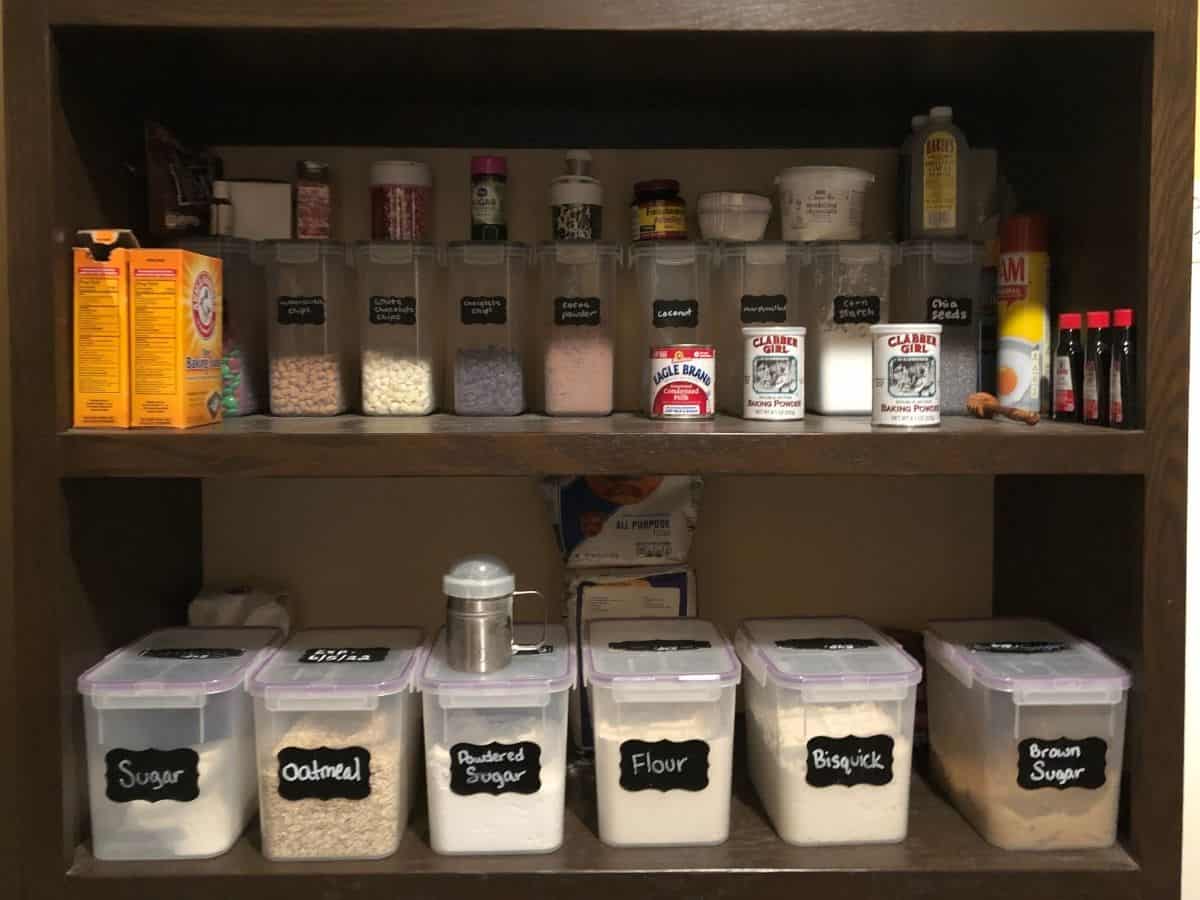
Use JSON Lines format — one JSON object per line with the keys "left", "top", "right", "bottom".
{"left": 139, "top": 648, "right": 244, "bottom": 660}
{"left": 805, "top": 735, "right": 895, "bottom": 787}
{"left": 619, "top": 739, "right": 710, "bottom": 792}
{"left": 450, "top": 741, "right": 542, "bottom": 796}
{"left": 652, "top": 299, "right": 699, "bottom": 328}
{"left": 277, "top": 296, "right": 326, "bottom": 326}
{"left": 105, "top": 748, "right": 199, "bottom": 803}
{"left": 515, "top": 644, "right": 554, "bottom": 656}
{"left": 299, "top": 647, "right": 390, "bottom": 664}
{"left": 277, "top": 746, "right": 371, "bottom": 801}
{"left": 554, "top": 296, "right": 602, "bottom": 326}
{"left": 832, "top": 295, "right": 881, "bottom": 325}
{"left": 969, "top": 641, "right": 1067, "bottom": 654}
{"left": 1017, "top": 737, "right": 1107, "bottom": 790}
{"left": 776, "top": 638, "right": 878, "bottom": 651}
{"left": 461, "top": 295, "right": 507, "bottom": 325}
{"left": 740, "top": 294, "right": 788, "bottom": 324}
{"left": 608, "top": 639, "right": 712, "bottom": 652}
{"left": 927, "top": 295, "right": 972, "bottom": 325}
{"left": 369, "top": 295, "right": 417, "bottom": 325}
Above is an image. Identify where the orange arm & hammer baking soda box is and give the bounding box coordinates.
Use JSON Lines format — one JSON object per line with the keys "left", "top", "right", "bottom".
{"left": 73, "top": 229, "right": 139, "bottom": 428}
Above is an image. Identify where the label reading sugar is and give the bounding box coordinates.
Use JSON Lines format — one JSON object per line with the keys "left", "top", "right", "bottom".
{"left": 460, "top": 295, "right": 508, "bottom": 325}
{"left": 450, "top": 741, "right": 542, "bottom": 796}
{"left": 740, "top": 294, "right": 788, "bottom": 324}
{"left": 608, "top": 639, "right": 712, "bottom": 652}
{"left": 369, "top": 295, "right": 417, "bottom": 326}
{"left": 277, "top": 746, "right": 371, "bottom": 801}
{"left": 1017, "top": 737, "right": 1107, "bottom": 790}
{"left": 277, "top": 296, "right": 326, "bottom": 326}
{"left": 776, "top": 638, "right": 878, "bottom": 651}
{"left": 554, "top": 297, "right": 602, "bottom": 326}
{"left": 619, "top": 739, "right": 710, "bottom": 792}
{"left": 139, "top": 648, "right": 244, "bottom": 660}
{"left": 105, "top": 748, "right": 200, "bottom": 803}
{"left": 298, "top": 647, "right": 390, "bottom": 664}
{"left": 653, "top": 299, "right": 699, "bottom": 328}
{"left": 805, "top": 735, "right": 895, "bottom": 787}
{"left": 927, "top": 296, "right": 972, "bottom": 325}
{"left": 833, "top": 295, "right": 881, "bottom": 325}
{"left": 969, "top": 641, "right": 1067, "bottom": 654}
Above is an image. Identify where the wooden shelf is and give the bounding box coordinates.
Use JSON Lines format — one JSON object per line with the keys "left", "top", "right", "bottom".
{"left": 66, "top": 770, "right": 1138, "bottom": 900}
{"left": 58, "top": 414, "right": 1146, "bottom": 478}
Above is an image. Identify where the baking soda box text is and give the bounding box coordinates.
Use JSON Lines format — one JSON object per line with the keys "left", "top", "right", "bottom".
{"left": 130, "top": 249, "right": 224, "bottom": 428}
{"left": 73, "top": 229, "right": 139, "bottom": 428}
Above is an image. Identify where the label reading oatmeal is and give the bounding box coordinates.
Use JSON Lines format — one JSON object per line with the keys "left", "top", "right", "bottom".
{"left": 277, "top": 746, "right": 372, "bottom": 801}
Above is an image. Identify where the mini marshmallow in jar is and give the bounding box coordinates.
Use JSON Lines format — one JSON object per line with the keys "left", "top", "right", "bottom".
{"left": 742, "top": 326, "right": 806, "bottom": 421}
{"left": 870, "top": 324, "right": 942, "bottom": 427}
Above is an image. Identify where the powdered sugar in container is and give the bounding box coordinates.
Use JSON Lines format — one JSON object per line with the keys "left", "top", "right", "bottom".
{"left": 420, "top": 624, "right": 574, "bottom": 855}
{"left": 78, "top": 627, "right": 282, "bottom": 860}
{"left": 584, "top": 618, "right": 741, "bottom": 847}
{"left": 924, "top": 619, "right": 1131, "bottom": 850}
{"left": 735, "top": 618, "right": 921, "bottom": 846}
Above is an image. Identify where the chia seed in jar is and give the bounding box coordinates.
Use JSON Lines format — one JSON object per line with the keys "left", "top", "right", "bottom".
{"left": 649, "top": 344, "right": 715, "bottom": 419}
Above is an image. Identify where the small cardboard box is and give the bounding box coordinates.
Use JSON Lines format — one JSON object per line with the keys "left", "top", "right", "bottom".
{"left": 130, "top": 249, "right": 224, "bottom": 428}
{"left": 73, "top": 229, "right": 139, "bottom": 428}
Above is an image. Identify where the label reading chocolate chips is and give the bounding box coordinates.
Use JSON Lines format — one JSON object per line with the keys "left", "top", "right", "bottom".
{"left": 833, "top": 295, "right": 881, "bottom": 325}
{"left": 450, "top": 741, "right": 542, "bottom": 796}
{"left": 740, "top": 294, "right": 788, "bottom": 324}
{"left": 139, "top": 648, "right": 244, "bottom": 660}
{"left": 1017, "top": 737, "right": 1107, "bottom": 790}
{"left": 277, "top": 746, "right": 371, "bottom": 801}
{"left": 619, "top": 739, "right": 710, "bottom": 792}
{"left": 554, "top": 297, "right": 602, "bottom": 326}
{"left": 806, "top": 735, "right": 895, "bottom": 787}
{"left": 653, "top": 299, "right": 699, "bottom": 328}
{"left": 608, "top": 639, "right": 712, "bottom": 652}
{"left": 776, "top": 638, "right": 878, "bottom": 651}
{"left": 927, "top": 296, "right": 972, "bottom": 325}
{"left": 277, "top": 296, "right": 326, "bottom": 325}
{"left": 105, "top": 748, "right": 200, "bottom": 803}
{"left": 461, "top": 295, "right": 508, "bottom": 325}
{"left": 298, "top": 647, "right": 389, "bottom": 663}
{"left": 369, "top": 295, "right": 417, "bottom": 325}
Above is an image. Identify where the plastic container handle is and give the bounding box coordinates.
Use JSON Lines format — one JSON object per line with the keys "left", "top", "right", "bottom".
{"left": 512, "top": 589, "right": 548, "bottom": 653}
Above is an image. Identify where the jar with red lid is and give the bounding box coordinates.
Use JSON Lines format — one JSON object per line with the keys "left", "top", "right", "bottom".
{"left": 370, "top": 161, "right": 433, "bottom": 241}
{"left": 631, "top": 179, "right": 687, "bottom": 242}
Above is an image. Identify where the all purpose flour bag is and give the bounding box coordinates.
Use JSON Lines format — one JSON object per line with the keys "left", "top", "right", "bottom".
{"left": 542, "top": 476, "right": 703, "bottom": 568}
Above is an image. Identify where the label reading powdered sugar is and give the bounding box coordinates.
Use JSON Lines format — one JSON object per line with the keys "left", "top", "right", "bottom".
{"left": 277, "top": 746, "right": 371, "bottom": 801}
{"left": 619, "top": 739, "right": 710, "bottom": 792}
{"left": 806, "top": 735, "right": 895, "bottom": 787}
{"left": 450, "top": 741, "right": 542, "bottom": 796}
{"left": 105, "top": 748, "right": 200, "bottom": 803}
{"left": 1017, "top": 737, "right": 1107, "bottom": 790}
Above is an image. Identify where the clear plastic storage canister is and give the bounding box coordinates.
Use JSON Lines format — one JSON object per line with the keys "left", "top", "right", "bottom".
{"left": 537, "top": 241, "right": 620, "bottom": 416}
{"left": 447, "top": 241, "right": 530, "bottom": 415}
{"left": 355, "top": 241, "right": 440, "bottom": 415}
{"left": 802, "top": 242, "right": 896, "bottom": 414}
{"left": 715, "top": 242, "right": 810, "bottom": 412}
{"left": 895, "top": 241, "right": 985, "bottom": 415}
{"left": 924, "top": 619, "right": 1131, "bottom": 851}
{"left": 249, "top": 628, "right": 424, "bottom": 861}
{"left": 77, "top": 627, "right": 282, "bottom": 860}
{"left": 263, "top": 240, "right": 352, "bottom": 416}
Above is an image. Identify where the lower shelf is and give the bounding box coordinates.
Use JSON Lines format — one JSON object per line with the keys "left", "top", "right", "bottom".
{"left": 67, "top": 768, "right": 1137, "bottom": 900}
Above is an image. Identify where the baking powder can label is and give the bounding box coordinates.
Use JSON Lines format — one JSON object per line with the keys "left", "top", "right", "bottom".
{"left": 870, "top": 325, "right": 941, "bottom": 427}
{"left": 743, "top": 327, "right": 805, "bottom": 421}
{"left": 649, "top": 345, "right": 715, "bottom": 419}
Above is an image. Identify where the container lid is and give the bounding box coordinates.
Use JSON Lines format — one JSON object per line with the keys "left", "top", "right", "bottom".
{"left": 471, "top": 155, "right": 507, "bottom": 176}
{"left": 900, "top": 240, "right": 984, "bottom": 265}
{"left": 697, "top": 191, "right": 771, "bottom": 213}
{"left": 565, "top": 149, "right": 593, "bottom": 176}
{"left": 177, "top": 236, "right": 254, "bottom": 257}
{"left": 1059, "top": 312, "right": 1083, "bottom": 329}
{"left": 775, "top": 166, "right": 876, "bottom": 185}
{"left": 444, "top": 554, "right": 515, "bottom": 599}
{"left": 261, "top": 240, "right": 349, "bottom": 264}
{"left": 925, "top": 619, "right": 1131, "bottom": 704}
{"left": 550, "top": 175, "right": 603, "bottom": 206}
{"left": 633, "top": 179, "right": 680, "bottom": 196}
{"left": 810, "top": 241, "right": 897, "bottom": 265}
{"left": 735, "top": 618, "right": 920, "bottom": 698}
{"left": 742, "top": 325, "right": 806, "bottom": 337}
{"left": 446, "top": 240, "right": 528, "bottom": 264}
{"left": 370, "top": 160, "right": 432, "bottom": 187}
{"left": 870, "top": 323, "right": 943, "bottom": 335}
{"left": 248, "top": 628, "right": 424, "bottom": 705}
{"left": 535, "top": 241, "right": 621, "bottom": 263}
{"left": 420, "top": 624, "right": 574, "bottom": 698}
{"left": 353, "top": 241, "right": 437, "bottom": 266}
{"left": 1087, "top": 310, "right": 1112, "bottom": 329}
{"left": 583, "top": 618, "right": 740, "bottom": 687}
{"left": 629, "top": 241, "right": 714, "bottom": 267}
{"left": 720, "top": 241, "right": 810, "bottom": 266}
{"left": 929, "top": 106, "right": 953, "bottom": 120}
{"left": 1113, "top": 308, "right": 1134, "bottom": 327}
{"left": 78, "top": 627, "right": 282, "bottom": 701}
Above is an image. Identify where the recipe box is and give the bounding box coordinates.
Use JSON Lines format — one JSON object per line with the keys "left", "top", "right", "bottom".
{"left": 583, "top": 618, "right": 740, "bottom": 847}
{"left": 924, "top": 619, "right": 1131, "bottom": 851}
{"left": 77, "top": 627, "right": 282, "bottom": 860}
{"left": 248, "top": 628, "right": 424, "bottom": 861}
{"left": 735, "top": 617, "right": 921, "bottom": 846}
{"left": 420, "top": 624, "right": 574, "bottom": 855}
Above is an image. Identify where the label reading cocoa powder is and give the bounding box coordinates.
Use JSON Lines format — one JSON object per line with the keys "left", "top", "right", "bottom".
{"left": 805, "top": 735, "right": 895, "bottom": 788}
{"left": 740, "top": 295, "right": 788, "bottom": 324}
{"left": 461, "top": 295, "right": 507, "bottom": 325}
{"left": 277, "top": 296, "right": 326, "bottom": 326}
{"left": 450, "top": 741, "right": 542, "bottom": 796}
{"left": 1017, "top": 737, "right": 1107, "bottom": 790}
{"left": 619, "top": 739, "right": 710, "bottom": 792}
{"left": 926, "top": 296, "right": 972, "bottom": 325}
{"left": 554, "top": 297, "right": 602, "bottom": 326}
{"left": 104, "top": 748, "right": 200, "bottom": 803}
{"left": 653, "top": 299, "right": 699, "bottom": 328}
{"left": 277, "top": 746, "right": 371, "bottom": 801}
{"left": 833, "top": 295, "right": 881, "bottom": 325}
{"left": 369, "top": 295, "right": 417, "bottom": 326}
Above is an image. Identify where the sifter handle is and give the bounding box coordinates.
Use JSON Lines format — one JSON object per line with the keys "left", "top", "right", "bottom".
{"left": 511, "top": 589, "right": 549, "bottom": 653}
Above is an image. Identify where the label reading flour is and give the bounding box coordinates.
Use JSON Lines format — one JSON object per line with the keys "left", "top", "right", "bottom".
{"left": 1017, "top": 737, "right": 1107, "bottom": 790}
{"left": 805, "top": 735, "right": 895, "bottom": 788}
{"left": 619, "top": 739, "right": 710, "bottom": 792}
{"left": 649, "top": 345, "right": 715, "bottom": 419}
{"left": 277, "top": 746, "right": 371, "bottom": 801}
{"left": 105, "top": 748, "right": 200, "bottom": 803}
{"left": 449, "top": 741, "right": 542, "bottom": 796}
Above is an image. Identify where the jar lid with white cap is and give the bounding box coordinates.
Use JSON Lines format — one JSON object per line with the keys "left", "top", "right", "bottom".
{"left": 370, "top": 160, "right": 433, "bottom": 188}
{"left": 443, "top": 554, "right": 516, "bottom": 600}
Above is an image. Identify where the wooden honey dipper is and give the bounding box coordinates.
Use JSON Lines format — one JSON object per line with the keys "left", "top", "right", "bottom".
{"left": 966, "top": 392, "right": 1040, "bottom": 426}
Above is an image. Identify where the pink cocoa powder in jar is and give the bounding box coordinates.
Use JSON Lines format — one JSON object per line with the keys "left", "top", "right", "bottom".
{"left": 370, "top": 161, "right": 433, "bottom": 240}
{"left": 544, "top": 335, "right": 614, "bottom": 416}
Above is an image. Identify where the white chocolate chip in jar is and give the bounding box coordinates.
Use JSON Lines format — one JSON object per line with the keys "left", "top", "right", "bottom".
{"left": 362, "top": 351, "right": 435, "bottom": 415}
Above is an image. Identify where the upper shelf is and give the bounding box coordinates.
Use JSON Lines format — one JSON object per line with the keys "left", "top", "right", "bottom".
{"left": 59, "top": 414, "right": 1145, "bottom": 478}
{"left": 48, "top": 0, "right": 1156, "bottom": 31}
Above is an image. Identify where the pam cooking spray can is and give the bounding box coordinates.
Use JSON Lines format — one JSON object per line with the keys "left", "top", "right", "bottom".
{"left": 997, "top": 214, "right": 1051, "bottom": 414}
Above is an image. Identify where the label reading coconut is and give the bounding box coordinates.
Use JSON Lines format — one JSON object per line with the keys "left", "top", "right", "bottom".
{"left": 277, "top": 296, "right": 326, "bottom": 326}
{"left": 927, "top": 296, "right": 972, "bottom": 325}
{"left": 609, "top": 639, "right": 712, "bottom": 652}
{"left": 139, "top": 648, "right": 244, "bottom": 660}
{"left": 298, "top": 647, "right": 390, "bottom": 663}
{"left": 806, "top": 735, "right": 895, "bottom": 788}
{"left": 369, "top": 295, "right": 417, "bottom": 326}
{"left": 1017, "top": 738, "right": 1107, "bottom": 790}
{"left": 105, "top": 748, "right": 200, "bottom": 803}
{"left": 554, "top": 296, "right": 602, "bottom": 326}
{"left": 277, "top": 746, "right": 371, "bottom": 801}
{"left": 776, "top": 638, "right": 878, "bottom": 651}
{"left": 740, "top": 294, "right": 788, "bottom": 324}
{"left": 619, "top": 739, "right": 710, "bottom": 792}
{"left": 969, "top": 641, "right": 1067, "bottom": 654}
{"left": 833, "top": 295, "right": 881, "bottom": 325}
{"left": 460, "top": 295, "right": 508, "bottom": 325}
{"left": 450, "top": 741, "right": 542, "bottom": 796}
{"left": 653, "top": 299, "right": 699, "bottom": 328}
